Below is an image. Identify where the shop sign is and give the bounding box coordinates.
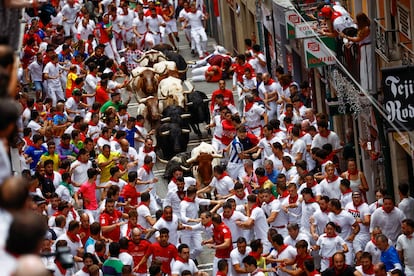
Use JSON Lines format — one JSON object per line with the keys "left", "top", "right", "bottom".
{"left": 295, "top": 21, "right": 318, "bottom": 38}
{"left": 382, "top": 66, "right": 414, "bottom": 131}
{"left": 304, "top": 37, "right": 336, "bottom": 68}
{"left": 285, "top": 10, "right": 301, "bottom": 39}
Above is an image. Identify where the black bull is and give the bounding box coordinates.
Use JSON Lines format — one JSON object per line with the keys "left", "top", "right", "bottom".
{"left": 186, "top": 90, "right": 210, "bottom": 138}
{"left": 156, "top": 105, "right": 191, "bottom": 160}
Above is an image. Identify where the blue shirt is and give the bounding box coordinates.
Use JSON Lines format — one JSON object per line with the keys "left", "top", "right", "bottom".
{"left": 266, "top": 169, "right": 279, "bottom": 184}
{"left": 381, "top": 245, "right": 402, "bottom": 271}
{"left": 25, "top": 145, "right": 47, "bottom": 170}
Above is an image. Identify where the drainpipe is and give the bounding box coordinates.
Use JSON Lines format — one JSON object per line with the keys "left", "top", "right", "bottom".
{"left": 369, "top": 0, "right": 394, "bottom": 197}
{"left": 256, "top": 0, "right": 265, "bottom": 49}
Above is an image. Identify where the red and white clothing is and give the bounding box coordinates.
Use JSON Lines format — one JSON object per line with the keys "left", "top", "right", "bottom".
{"left": 258, "top": 79, "right": 281, "bottom": 119}
{"left": 153, "top": 215, "right": 180, "bottom": 245}
{"left": 258, "top": 135, "right": 283, "bottom": 163}
{"left": 99, "top": 210, "right": 122, "bottom": 241}
{"left": 171, "top": 258, "right": 198, "bottom": 275}
{"left": 209, "top": 174, "right": 234, "bottom": 198}
{"left": 316, "top": 234, "right": 347, "bottom": 271}
{"left": 269, "top": 245, "right": 297, "bottom": 276}
{"left": 243, "top": 103, "right": 266, "bottom": 137}
{"left": 230, "top": 246, "right": 251, "bottom": 276}
{"left": 54, "top": 232, "right": 82, "bottom": 256}
{"left": 146, "top": 14, "right": 164, "bottom": 45}
{"left": 137, "top": 202, "right": 152, "bottom": 230}
{"left": 128, "top": 239, "right": 151, "bottom": 275}
{"left": 145, "top": 242, "right": 178, "bottom": 275}
{"left": 356, "top": 265, "right": 375, "bottom": 276}
{"left": 370, "top": 206, "right": 406, "bottom": 245}
{"left": 319, "top": 176, "right": 342, "bottom": 200}
{"left": 212, "top": 222, "right": 232, "bottom": 276}
{"left": 211, "top": 115, "right": 224, "bottom": 151}
{"left": 262, "top": 197, "right": 288, "bottom": 238}
{"left": 249, "top": 205, "right": 271, "bottom": 251}
{"left": 221, "top": 210, "right": 249, "bottom": 243}
{"left": 396, "top": 233, "right": 414, "bottom": 275}
{"left": 311, "top": 130, "right": 342, "bottom": 151}
{"left": 185, "top": 10, "right": 207, "bottom": 58}
{"left": 300, "top": 199, "right": 321, "bottom": 237}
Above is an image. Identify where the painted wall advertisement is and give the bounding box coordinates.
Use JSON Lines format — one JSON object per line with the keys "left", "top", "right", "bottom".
{"left": 285, "top": 10, "right": 317, "bottom": 39}
{"left": 304, "top": 37, "right": 336, "bottom": 68}
{"left": 382, "top": 66, "right": 414, "bottom": 131}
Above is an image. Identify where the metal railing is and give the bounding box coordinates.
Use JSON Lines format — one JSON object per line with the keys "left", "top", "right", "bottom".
{"left": 374, "top": 18, "right": 400, "bottom": 62}
{"left": 399, "top": 42, "right": 414, "bottom": 66}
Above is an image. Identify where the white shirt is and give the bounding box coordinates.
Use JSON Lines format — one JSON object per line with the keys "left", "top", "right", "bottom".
{"left": 364, "top": 240, "right": 382, "bottom": 264}
{"left": 185, "top": 10, "right": 204, "bottom": 29}
{"left": 319, "top": 177, "right": 342, "bottom": 200}
{"left": 290, "top": 138, "right": 307, "bottom": 161}
{"left": 258, "top": 136, "right": 283, "bottom": 161}
{"left": 146, "top": 15, "right": 164, "bottom": 33}
{"left": 77, "top": 23, "right": 94, "bottom": 41}
{"left": 137, "top": 166, "right": 155, "bottom": 193}
{"left": 171, "top": 258, "right": 198, "bottom": 275}
{"left": 398, "top": 197, "right": 414, "bottom": 221}
{"left": 311, "top": 130, "right": 342, "bottom": 151}
{"left": 209, "top": 175, "right": 234, "bottom": 197}
{"left": 301, "top": 200, "right": 321, "bottom": 235}
{"left": 370, "top": 207, "right": 406, "bottom": 244}
{"left": 70, "top": 160, "right": 92, "bottom": 186}
{"left": 132, "top": 17, "right": 147, "bottom": 34}
{"left": 345, "top": 202, "right": 371, "bottom": 236}
{"left": 152, "top": 216, "right": 180, "bottom": 245}
{"left": 230, "top": 246, "right": 251, "bottom": 276}
{"left": 43, "top": 62, "right": 61, "bottom": 87}
{"left": 54, "top": 232, "right": 82, "bottom": 256}
{"left": 284, "top": 232, "right": 310, "bottom": 248}
{"left": 137, "top": 204, "right": 152, "bottom": 229}
{"left": 221, "top": 210, "right": 248, "bottom": 243}
{"left": 244, "top": 103, "right": 265, "bottom": 128}
{"left": 269, "top": 245, "right": 297, "bottom": 276}
{"left": 180, "top": 198, "right": 210, "bottom": 225}
{"left": 328, "top": 210, "right": 356, "bottom": 241}
{"left": 311, "top": 209, "right": 330, "bottom": 236}
{"left": 61, "top": 3, "right": 80, "bottom": 24}
{"left": 28, "top": 60, "right": 43, "bottom": 81}
{"left": 119, "top": 251, "right": 134, "bottom": 266}
{"left": 316, "top": 234, "right": 346, "bottom": 258}
{"left": 250, "top": 206, "right": 269, "bottom": 242}
{"left": 396, "top": 233, "right": 414, "bottom": 274}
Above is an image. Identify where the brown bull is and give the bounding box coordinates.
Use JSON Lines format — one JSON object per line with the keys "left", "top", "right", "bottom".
{"left": 135, "top": 69, "right": 158, "bottom": 96}
{"left": 138, "top": 96, "right": 161, "bottom": 129}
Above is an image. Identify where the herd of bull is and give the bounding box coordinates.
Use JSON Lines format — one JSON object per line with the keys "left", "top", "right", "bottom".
{"left": 126, "top": 48, "right": 211, "bottom": 163}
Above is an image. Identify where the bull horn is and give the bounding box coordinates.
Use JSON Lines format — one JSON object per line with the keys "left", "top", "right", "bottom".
{"left": 187, "top": 101, "right": 193, "bottom": 105}
{"left": 180, "top": 114, "right": 191, "bottom": 119}
{"left": 186, "top": 156, "right": 197, "bottom": 163}
{"left": 181, "top": 129, "right": 191, "bottom": 133}
{"left": 160, "top": 130, "right": 170, "bottom": 136}
{"left": 212, "top": 153, "right": 223, "bottom": 158}
{"left": 160, "top": 117, "right": 171, "bottom": 122}
{"left": 138, "top": 96, "right": 154, "bottom": 104}
{"left": 203, "top": 98, "right": 210, "bottom": 102}
{"left": 183, "top": 90, "right": 192, "bottom": 94}
{"left": 157, "top": 156, "right": 169, "bottom": 164}
{"left": 177, "top": 68, "right": 188, "bottom": 74}
{"left": 180, "top": 165, "right": 192, "bottom": 171}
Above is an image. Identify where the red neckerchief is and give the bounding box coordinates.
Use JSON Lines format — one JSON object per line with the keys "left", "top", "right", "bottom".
{"left": 265, "top": 195, "right": 275, "bottom": 204}
{"left": 82, "top": 265, "right": 89, "bottom": 272}
{"left": 136, "top": 121, "right": 144, "bottom": 127}
{"left": 274, "top": 128, "right": 282, "bottom": 133}
{"left": 326, "top": 233, "right": 337, "bottom": 238}
{"left": 326, "top": 175, "right": 339, "bottom": 183}
{"left": 171, "top": 177, "right": 177, "bottom": 183}
{"left": 249, "top": 251, "right": 261, "bottom": 260}
{"left": 371, "top": 237, "right": 377, "bottom": 246}
{"left": 53, "top": 210, "right": 65, "bottom": 218}
{"left": 257, "top": 175, "right": 269, "bottom": 187}
{"left": 265, "top": 78, "right": 275, "bottom": 86}
{"left": 216, "top": 272, "right": 226, "bottom": 276}
{"left": 305, "top": 198, "right": 317, "bottom": 204}
{"left": 341, "top": 188, "right": 352, "bottom": 195}
{"left": 216, "top": 172, "right": 228, "bottom": 180}
{"left": 309, "top": 271, "right": 320, "bottom": 276}
{"left": 382, "top": 206, "right": 394, "bottom": 213}
{"left": 60, "top": 142, "right": 70, "bottom": 149}
{"left": 205, "top": 221, "right": 213, "bottom": 228}
{"left": 55, "top": 111, "right": 65, "bottom": 117}
{"left": 66, "top": 231, "right": 80, "bottom": 243}
{"left": 125, "top": 222, "right": 135, "bottom": 237}
{"left": 24, "top": 137, "right": 34, "bottom": 147}
{"left": 308, "top": 180, "right": 318, "bottom": 188}
{"left": 55, "top": 259, "right": 67, "bottom": 274}
{"left": 139, "top": 201, "right": 149, "bottom": 208}
{"left": 280, "top": 190, "right": 289, "bottom": 198}
{"left": 334, "top": 264, "right": 348, "bottom": 275}
{"left": 183, "top": 196, "right": 195, "bottom": 202}
{"left": 142, "top": 164, "right": 151, "bottom": 174}
{"left": 143, "top": 147, "right": 154, "bottom": 154}
{"left": 277, "top": 244, "right": 289, "bottom": 254}
{"left": 347, "top": 169, "right": 358, "bottom": 180}
{"left": 45, "top": 172, "right": 54, "bottom": 181}
{"left": 320, "top": 130, "right": 331, "bottom": 138}
{"left": 88, "top": 121, "right": 97, "bottom": 126}
{"left": 289, "top": 194, "right": 298, "bottom": 204}
{"left": 327, "top": 152, "right": 335, "bottom": 161}
{"left": 235, "top": 191, "right": 246, "bottom": 200}
{"left": 250, "top": 203, "right": 260, "bottom": 212}
{"left": 363, "top": 264, "right": 375, "bottom": 274}
{"left": 245, "top": 102, "right": 254, "bottom": 112}
{"left": 162, "top": 214, "right": 172, "bottom": 222}
{"left": 176, "top": 255, "right": 188, "bottom": 263}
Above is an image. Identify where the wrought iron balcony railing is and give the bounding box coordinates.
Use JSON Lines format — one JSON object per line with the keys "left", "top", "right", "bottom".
{"left": 374, "top": 18, "right": 400, "bottom": 62}
{"left": 399, "top": 42, "right": 414, "bottom": 66}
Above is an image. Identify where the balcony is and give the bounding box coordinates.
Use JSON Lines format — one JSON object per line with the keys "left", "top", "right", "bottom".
{"left": 374, "top": 18, "right": 400, "bottom": 62}
{"left": 399, "top": 42, "right": 414, "bottom": 66}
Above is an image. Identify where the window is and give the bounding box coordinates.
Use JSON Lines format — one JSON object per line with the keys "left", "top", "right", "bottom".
{"left": 397, "top": 3, "right": 411, "bottom": 40}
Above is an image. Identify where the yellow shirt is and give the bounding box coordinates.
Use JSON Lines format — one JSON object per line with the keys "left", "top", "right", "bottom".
{"left": 97, "top": 152, "right": 120, "bottom": 183}
{"left": 40, "top": 152, "right": 60, "bottom": 171}
{"left": 66, "top": 72, "right": 78, "bottom": 90}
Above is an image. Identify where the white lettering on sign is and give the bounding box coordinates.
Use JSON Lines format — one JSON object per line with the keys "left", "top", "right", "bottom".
{"left": 385, "top": 100, "right": 414, "bottom": 122}
{"left": 385, "top": 76, "right": 414, "bottom": 99}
